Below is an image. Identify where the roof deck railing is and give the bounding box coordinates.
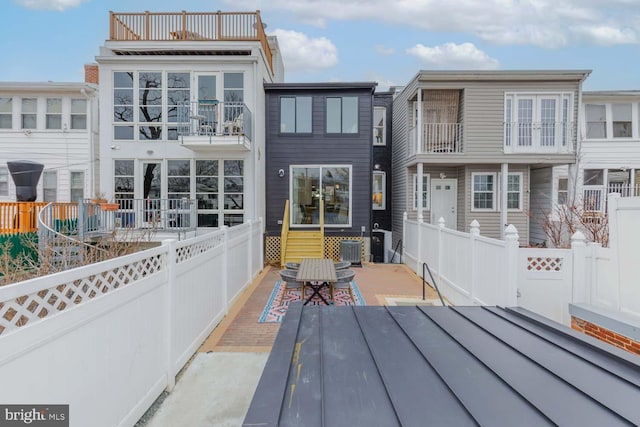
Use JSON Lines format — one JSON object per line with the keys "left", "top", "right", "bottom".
{"left": 109, "top": 10, "right": 273, "bottom": 72}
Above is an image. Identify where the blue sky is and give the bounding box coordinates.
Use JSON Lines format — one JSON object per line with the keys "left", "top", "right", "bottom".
{"left": 2, "top": 0, "right": 640, "bottom": 91}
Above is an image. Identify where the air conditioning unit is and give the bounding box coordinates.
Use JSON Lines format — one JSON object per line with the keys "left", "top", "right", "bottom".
{"left": 340, "top": 240, "right": 362, "bottom": 266}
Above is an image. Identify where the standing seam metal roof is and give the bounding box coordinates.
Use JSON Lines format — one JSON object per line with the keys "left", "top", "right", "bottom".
{"left": 244, "top": 304, "right": 640, "bottom": 427}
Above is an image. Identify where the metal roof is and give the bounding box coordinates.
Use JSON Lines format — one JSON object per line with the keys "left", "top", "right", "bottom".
{"left": 244, "top": 304, "right": 640, "bottom": 426}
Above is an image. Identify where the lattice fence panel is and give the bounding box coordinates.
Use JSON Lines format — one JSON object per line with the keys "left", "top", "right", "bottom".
{"left": 324, "top": 236, "right": 365, "bottom": 262}
{"left": 0, "top": 253, "right": 164, "bottom": 336}
{"left": 176, "top": 233, "right": 225, "bottom": 263}
{"left": 527, "top": 256, "right": 563, "bottom": 272}
{"left": 265, "top": 236, "right": 281, "bottom": 266}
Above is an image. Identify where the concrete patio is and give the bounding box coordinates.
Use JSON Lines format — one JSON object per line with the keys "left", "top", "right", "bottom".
{"left": 139, "top": 263, "right": 439, "bottom": 426}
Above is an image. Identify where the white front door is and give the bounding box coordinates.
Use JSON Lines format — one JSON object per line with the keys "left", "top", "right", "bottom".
{"left": 430, "top": 179, "right": 457, "bottom": 229}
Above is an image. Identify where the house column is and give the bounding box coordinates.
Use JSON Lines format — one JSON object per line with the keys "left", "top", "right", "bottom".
{"left": 500, "top": 163, "right": 508, "bottom": 239}
{"left": 416, "top": 89, "right": 422, "bottom": 154}
{"left": 631, "top": 169, "right": 636, "bottom": 196}
{"left": 417, "top": 162, "right": 424, "bottom": 222}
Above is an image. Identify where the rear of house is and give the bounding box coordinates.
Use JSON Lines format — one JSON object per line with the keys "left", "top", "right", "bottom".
{"left": 392, "top": 70, "right": 590, "bottom": 247}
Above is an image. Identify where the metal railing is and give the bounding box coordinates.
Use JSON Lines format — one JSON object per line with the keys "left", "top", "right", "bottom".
{"left": 104, "top": 198, "right": 197, "bottom": 234}
{"left": 422, "top": 262, "right": 446, "bottom": 306}
{"left": 109, "top": 11, "right": 272, "bottom": 72}
{"left": 177, "top": 101, "right": 252, "bottom": 141}
{"left": 409, "top": 123, "right": 464, "bottom": 155}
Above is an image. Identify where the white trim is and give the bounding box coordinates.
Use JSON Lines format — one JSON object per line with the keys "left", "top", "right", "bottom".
{"left": 372, "top": 171, "right": 386, "bottom": 210}
{"left": 505, "top": 171, "right": 524, "bottom": 212}
{"left": 471, "top": 172, "right": 497, "bottom": 212}
{"left": 412, "top": 173, "right": 431, "bottom": 210}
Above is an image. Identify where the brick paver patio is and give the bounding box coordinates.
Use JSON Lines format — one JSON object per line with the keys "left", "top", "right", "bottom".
{"left": 199, "top": 263, "right": 441, "bottom": 352}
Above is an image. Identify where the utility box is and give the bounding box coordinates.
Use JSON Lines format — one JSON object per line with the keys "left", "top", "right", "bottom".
{"left": 371, "top": 229, "right": 392, "bottom": 263}
{"left": 340, "top": 240, "right": 362, "bottom": 266}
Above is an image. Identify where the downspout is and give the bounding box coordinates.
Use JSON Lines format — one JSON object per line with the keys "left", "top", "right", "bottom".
{"left": 80, "top": 86, "right": 96, "bottom": 198}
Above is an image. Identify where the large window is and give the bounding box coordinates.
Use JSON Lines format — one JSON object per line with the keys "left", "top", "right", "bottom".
{"left": 0, "top": 98, "right": 12, "bottom": 129}
{"left": 612, "top": 104, "right": 632, "bottom": 138}
{"left": 372, "top": 171, "right": 385, "bottom": 210}
{"left": 46, "top": 98, "right": 62, "bottom": 129}
{"left": 0, "top": 167, "right": 8, "bottom": 196}
{"left": 43, "top": 171, "right": 57, "bottom": 202}
{"left": 168, "top": 160, "right": 190, "bottom": 200}
{"left": 223, "top": 160, "right": 244, "bottom": 226}
{"left": 280, "top": 96, "right": 312, "bottom": 133}
{"left": 21, "top": 98, "right": 37, "bottom": 129}
{"left": 291, "top": 166, "right": 351, "bottom": 226}
{"left": 585, "top": 104, "right": 606, "bottom": 139}
{"left": 373, "top": 107, "right": 386, "bottom": 145}
{"left": 114, "top": 71, "right": 134, "bottom": 140}
{"left": 70, "top": 171, "right": 84, "bottom": 201}
{"left": 114, "top": 160, "right": 134, "bottom": 202}
{"left": 223, "top": 73, "right": 244, "bottom": 126}
{"left": 472, "top": 173, "right": 496, "bottom": 211}
{"left": 167, "top": 73, "right": 190, "bottom": 140}
{"left": 196, "top": 160, "right": 218, "bottom": 227}
{"left": 326, "top": 97, "right": 358, "bottom": 134}
{"left": 412, "top": 174, "right": 430, "bottom": 210}
{"left": 70, "top": 99, "right": 87, "bottom": 130}
{"left": 139, "top": 72, "right": 162, "bottom": 140}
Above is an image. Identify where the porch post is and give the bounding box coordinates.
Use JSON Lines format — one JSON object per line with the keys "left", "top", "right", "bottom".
{"left": 417, "top": 162, "right": 424, "bottom": 224}
{"left": 500, "top": 163, "right": 508, "bottom": 239}
{"left": 631, "top": 169, "right": 636, "bottom": 196}
{"left": 416, "top": 89, "right": 422, "bottom": 154}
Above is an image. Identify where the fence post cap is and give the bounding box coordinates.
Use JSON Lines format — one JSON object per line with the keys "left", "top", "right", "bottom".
{"left": 403, "top": 212, "right": 408, "bottom": 220}
{"left": 470, "top": 219, "right": 480, "bottom": 235}
{"left": 570, "top": 230, "right": 587, "bottom": 245}
{"left": 437, "top": 217, "right": 445, "bottom": 228}
{"left": 504, "top": 224, "right": 519, "bottom": 240}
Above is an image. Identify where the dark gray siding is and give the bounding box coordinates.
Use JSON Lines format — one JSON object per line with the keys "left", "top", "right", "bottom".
{"left": 264, "top": 85, "right": 374, "bottom": 236}
{"left": 373, "top": 92, "right": 393, "bottom": 231}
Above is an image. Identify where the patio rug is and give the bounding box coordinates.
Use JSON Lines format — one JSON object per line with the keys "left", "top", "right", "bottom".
{"left": 258, "top": 280, "right": 366, "bottom": 323}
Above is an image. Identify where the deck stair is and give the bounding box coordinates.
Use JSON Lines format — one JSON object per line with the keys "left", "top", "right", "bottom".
{"left": 280, "top": 200, "right": 325, "bottom": 267}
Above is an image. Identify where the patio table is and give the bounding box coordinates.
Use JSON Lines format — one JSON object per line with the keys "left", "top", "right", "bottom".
{"left": 296, "top": 258, "right": 337, "bottom": 305}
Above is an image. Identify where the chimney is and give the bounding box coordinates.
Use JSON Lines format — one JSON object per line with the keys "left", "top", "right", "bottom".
{"left": 84, "top": 63, "right": 99, "bottom": 84}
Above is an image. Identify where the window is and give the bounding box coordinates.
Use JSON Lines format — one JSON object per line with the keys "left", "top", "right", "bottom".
{"left": 0, "top": 97, "right": 12, "bottom": 129}
{"left": 223, "top": 160, "right": 244, "bottom": 226}
{"left": 373, "top": 107, "right": 386, "bottom": 145}
{"left": 196, "top": 160, "right": 218, "bottom": 227}
{"left": 372, "top": 171, "right": 385, "bottom": 210}
{"left": 167, "top": 73, "right": 190, "bottom": 140}
{"left": 584, "top": 169, "right": 604, "bottom": 186}
{"left": 0, "top": 167, "right": 8, "bottom": 196}
{"left": 507, "top": 173, "right": 522, "bottom": 210}
{"left": 280, "top": 96, "right": 312, "bottom": 133}
{"left": 21, "top": 98, "right": 37, "bottom": 129}
{"left": 612, "top": 104, "right": 632, "bottom": 138}
{"left": 412, "top": 174, "right": 430, "bottom": 210}
{"left": 114, "top": 71, "right": 134, "bottom": 140}
{"left": 139, "top": 72, "right": 162, "bottom": 140}
{"left": 326, "top": 97, "right": 358, "bottom": 133}
{"left": 585, "top": 104, "right": 606, "bottom": 139}
{"left": 70, "top": 99, "right": 87, "bottom": 130}
{"left": 557, "top": 178, "right": 568, "bottom": 205}
{"left": 291, "top": 166, "right": 351, "bottom": 226}
{"left": 223, "top": 73, "right": 244, "bottom": 126}
{"left": 46, "top": 98, "right": 62, "bottom": 129}
{"left": 70, "top": 171, "right": 84, "bottom": 201}
{"left": 472, "top": 173, "right": 496, "bottom": 210}
{"left": 114, "top": 160, "right": 134, "bottom": 203}
{"left": 43, "top": 171, "right": 57, "bottom": 202}
{"left": 168, "top": 160, "right": 190, "bottom": 201}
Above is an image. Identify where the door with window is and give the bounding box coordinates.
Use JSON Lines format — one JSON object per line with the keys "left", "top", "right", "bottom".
{"left": 194, "top": 73, "right": 218, "bottom": 134}
{"left": 506, "top": 94, "right": 571, "bottom": 152}
{"left": 430, "top": 179, "right": 457, "bottom": 228}
{"left": 141, "top": 161, "right": 162, "bottom": 227}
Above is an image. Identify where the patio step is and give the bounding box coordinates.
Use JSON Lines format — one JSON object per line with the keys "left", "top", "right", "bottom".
{"left": 282, "top": 230, "right": 324, "bottom": 264}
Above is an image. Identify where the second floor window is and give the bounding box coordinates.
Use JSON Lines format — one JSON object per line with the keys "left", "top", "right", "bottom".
{"left": 585, "top": 104, "right": 606, "bottom": 138}
{"left": 43, "top": 171, "right": 57, "bottom": 202}
{"left": 326, "top": 97, "right": 358, "bottom": 134}
{"left": 22, "top": 98, "right": 37, "bottom": 129}
{"left": 612, "top": 104, "right": 632, "bottom": 138}
{"left": 46, "top": 98, "right": 62, "bottom": 129}
{"left": 0, "top": 98, "right": 12, "bottom": 129}
{"left": 0, "top": 167, "right": 8, "bottom": 196}
{"left": 280, "top": 96, "right": 312, "bottom": 133}
{"left": 373, "top": 107, "right": 386, "bottom": 145}
{"left": 71, "top": 99, "right": 87, "bottom": 130}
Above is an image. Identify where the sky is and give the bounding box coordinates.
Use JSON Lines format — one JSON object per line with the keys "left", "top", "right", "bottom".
{"left": 2, "top": 0, "right": 640, "bottom": 91}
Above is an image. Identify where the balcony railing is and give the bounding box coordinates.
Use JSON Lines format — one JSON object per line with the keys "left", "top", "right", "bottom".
{"left": 177, "top": 101, "right": 252, "bottom": 141}
{"left": 409, "top": 123, "right": 464, "bottom": 155}
{"left": 109, "top": 11, "right": 272, "bottom": 71}
{"left": 0, "top": 202, "right": 49, "bottom": 234}
{"left": 96, "top": 199, "right": 197, "bottom": 233}
{"left": 583, "top": 185, "right": 640, "bottom": 213}
{"left": 504, "top": 121, "right": 574, "bottom": 153}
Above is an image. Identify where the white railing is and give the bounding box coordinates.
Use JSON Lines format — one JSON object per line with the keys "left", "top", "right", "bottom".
{"left": 409, "top": 123, "right": 463, "bottom": 155}
{"left": 177, "top": 101, "right": 252, "bottom": 141}
{"left": 504, "top": 121, "right": 574, "bottom": 153}
{"left": 582, "top": 185, "right": 640, "bottom": 213}
{"left": 0, "top": 218, "right": 263, "bottom": 427}
{"left": 402, "top": 214, "right": 622, "bottom": 325}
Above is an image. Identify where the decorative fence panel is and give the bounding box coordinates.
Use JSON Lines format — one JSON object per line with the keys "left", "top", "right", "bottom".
{"left": 439, "top": 228, "right": 473, "bottom": 302}
{"left": 474, "top": 236, "right": 508, "bottom": 305}
{"left": 0, "top": 219, "right": 263, "bottom": 427}
{"left": 403, "top": 219, "right": 419, "bottom": 270}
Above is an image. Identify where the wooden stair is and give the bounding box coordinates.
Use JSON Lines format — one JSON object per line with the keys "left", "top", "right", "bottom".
{"left": 282, "top": 230, "right": 324, "bottom": 265}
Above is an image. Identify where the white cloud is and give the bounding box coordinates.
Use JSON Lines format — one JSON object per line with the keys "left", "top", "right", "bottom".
{"left": 406, "top": 42, "right": 499, "bottom": 70}
{"left": 270, "top": 29, "right": 338, "bottom": 71}
{"left": 231, "top": 0, "right": 640, "bottom": 47}
{"left": 15, "top": 0, "right": 88, "bottom": 11}
{"left": 375, "top": 45, "right": 395, "bottom": 55}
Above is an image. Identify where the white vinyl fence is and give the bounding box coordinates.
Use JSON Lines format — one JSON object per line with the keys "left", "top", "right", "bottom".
{"left": 0, "top": 219, "right": 263, "bottom": 427}
{"left": 403, "top": 213, "right": 622, "bottom": 325}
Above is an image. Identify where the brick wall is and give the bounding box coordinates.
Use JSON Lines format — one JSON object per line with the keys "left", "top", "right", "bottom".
{"left": 84, "top": 63, "right": 99, "bottom": 84}
{"left": 571, "top": 316, "right": 640, "bottom": 355}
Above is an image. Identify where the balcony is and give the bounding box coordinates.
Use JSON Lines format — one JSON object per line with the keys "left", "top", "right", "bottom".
{"left": 109, "top": 11, "right": 273, "bottom": 72}
{"left": 504, "top": 121, "right": 574, "bottom": 154}
{"left": 177, "top": 101, "right": 252, "bottom": 151}
{"left": 409, "top": 123, "right": 464, "bottom": 156}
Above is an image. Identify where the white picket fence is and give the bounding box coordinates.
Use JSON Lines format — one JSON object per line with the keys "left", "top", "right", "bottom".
{"left": 0, "top": 219, "right": 263, "bottom": 427}
{"left": 403, "top": 213, "right": 626, "bottom": 325}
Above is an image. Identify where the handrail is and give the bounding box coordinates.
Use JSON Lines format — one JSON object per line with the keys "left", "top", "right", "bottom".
{"left": 422, "top": 261, "right": 446, "bottom": 306}
{"left": 391, "top": 238, "right": 402, "bottom": 263}
{"left": 280, "top": 200, "right": 290, "bottom": 267}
